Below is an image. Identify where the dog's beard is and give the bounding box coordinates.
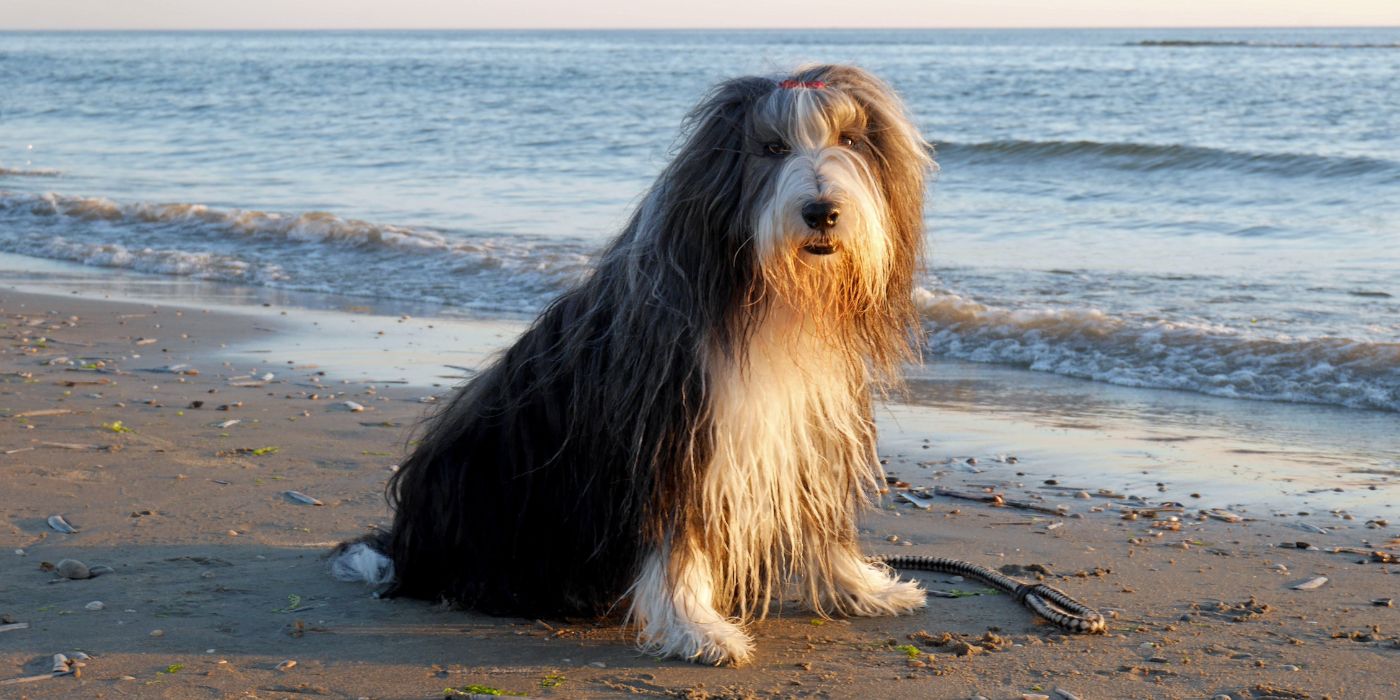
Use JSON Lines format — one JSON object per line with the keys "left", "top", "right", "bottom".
{"left": 752, "top": 150, "right": 894, "bottom": 356}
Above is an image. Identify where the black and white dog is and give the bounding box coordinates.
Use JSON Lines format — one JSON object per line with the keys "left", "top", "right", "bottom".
{"left": 332, "top": 64, "right": 934, "bottom": 666}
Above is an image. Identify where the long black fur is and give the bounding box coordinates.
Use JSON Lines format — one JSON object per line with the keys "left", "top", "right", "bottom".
{"left": 370, "top": 76, "right": 780, "bottom": 617}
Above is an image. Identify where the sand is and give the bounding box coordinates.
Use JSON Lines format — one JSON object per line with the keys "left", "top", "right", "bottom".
{"left": 2, "top": 287, "right": 1398, "bottom": 700}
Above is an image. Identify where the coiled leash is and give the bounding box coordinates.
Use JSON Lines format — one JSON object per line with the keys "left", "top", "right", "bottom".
{"left": 871, "top": 554, "right": 1108, "bottom": 634}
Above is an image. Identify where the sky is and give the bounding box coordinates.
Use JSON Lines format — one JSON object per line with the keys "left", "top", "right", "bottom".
{"left": 1, "top": 0, "right": 1397, "bottom": 30}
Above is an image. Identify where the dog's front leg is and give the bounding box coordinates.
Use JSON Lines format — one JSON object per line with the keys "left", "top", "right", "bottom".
{"left": 629, "top": 545, "right": 754, "bottom": 665}
{"left": 804, "top": 542, "right": 927, "bottom": 618}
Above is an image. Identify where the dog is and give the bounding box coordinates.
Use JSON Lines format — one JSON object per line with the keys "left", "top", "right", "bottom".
{"left": 331, "top": 64, "right": 934, "bottom": 666}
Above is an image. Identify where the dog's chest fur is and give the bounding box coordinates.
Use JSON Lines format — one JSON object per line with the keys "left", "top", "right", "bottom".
{"left": 700, "top": 304, "right": 879, "bottom": 615}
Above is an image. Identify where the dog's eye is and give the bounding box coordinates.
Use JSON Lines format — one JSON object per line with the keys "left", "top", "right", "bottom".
{"left": 838, "top": 135, "right": 857, "bottom": 148}
{"left": 763, "top": 141, "right": 790, "bottom": 157}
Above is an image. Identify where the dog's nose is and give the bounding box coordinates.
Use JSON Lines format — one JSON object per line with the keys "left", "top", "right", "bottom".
{"left": 801, "top": 201, "right": 840, "bottom": 231}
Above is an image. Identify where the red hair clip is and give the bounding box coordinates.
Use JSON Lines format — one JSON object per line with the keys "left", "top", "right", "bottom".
{"left": 779, "top": 80, "right": 826, "bottom": 89}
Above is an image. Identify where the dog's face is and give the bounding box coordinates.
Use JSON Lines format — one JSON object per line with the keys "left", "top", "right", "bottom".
{"left": 734, "top": 68, "right": 930, "bottom": 325}
{"left": 748, "top": 82, "right": 887, "bottom": 266}
{"left": 629, "top": 65, "right": 929, "bottom": 367}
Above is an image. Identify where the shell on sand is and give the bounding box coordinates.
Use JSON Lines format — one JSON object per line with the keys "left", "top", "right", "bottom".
{"left": 47, "top": 515, "right": 78, "bottom": 533}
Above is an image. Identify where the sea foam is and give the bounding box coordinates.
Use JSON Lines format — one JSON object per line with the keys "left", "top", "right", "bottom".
{"left": 915, "top": 288, "right": 1399, "bottom": 412}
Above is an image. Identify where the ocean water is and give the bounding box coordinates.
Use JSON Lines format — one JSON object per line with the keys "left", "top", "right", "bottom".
{"left": 1, "top": 29, "right": 1397, "bottom": 412}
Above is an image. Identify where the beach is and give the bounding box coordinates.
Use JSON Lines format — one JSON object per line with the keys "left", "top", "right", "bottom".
{"left": 3, "top": 277, "right": 1396, "bottom": 700}
{"left": 1, "top": 26, "right": 1397, "bottom": 699}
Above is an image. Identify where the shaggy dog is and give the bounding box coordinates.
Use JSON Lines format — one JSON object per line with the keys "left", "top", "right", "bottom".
{"left": 332, "top": 64, "right": 934, "bottom": 665}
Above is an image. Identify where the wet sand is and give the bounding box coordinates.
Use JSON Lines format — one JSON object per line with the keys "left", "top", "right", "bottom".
{"left": 2, "top": 287, "right": 1398, "bottom": 699}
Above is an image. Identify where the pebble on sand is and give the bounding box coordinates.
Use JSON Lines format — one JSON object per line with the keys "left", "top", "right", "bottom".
{"left": 1291, "top": 576, "right": 1328, "bottom": 591}
{"left": 55, "top": 559, "right": 90, "bottom": 580}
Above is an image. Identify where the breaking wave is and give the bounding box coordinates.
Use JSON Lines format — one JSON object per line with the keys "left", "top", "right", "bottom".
{"left": 0, "top": 191, "right": 594, "bottom": 314}
{"left": 914, "top": 289, "right": 1399, "bottom": 413}
{"left": 3, "top": 189, "right": 1396, "bottom": 412}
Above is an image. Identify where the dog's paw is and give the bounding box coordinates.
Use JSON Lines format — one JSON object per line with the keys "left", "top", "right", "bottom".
{"left": 838, "top": 566, "right": 928, "bottom": 617}
{"left": 643, "top": 619, "right": 755, "bottom": 666}
{"left": 689, "top": 620, "right": 756, "bottom": 666}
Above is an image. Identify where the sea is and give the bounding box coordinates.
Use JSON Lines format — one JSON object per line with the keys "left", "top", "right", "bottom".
{"left": 1, "top": 28, "right": 1397, "bottom": 417}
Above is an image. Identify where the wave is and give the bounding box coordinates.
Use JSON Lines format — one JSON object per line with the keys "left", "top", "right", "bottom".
{"left": 914, "top": 288, "right": 1399, "bottom": 413}
{"left": 1130, "top": 40, "right": 1400, "bottom": 49}
{"left": 3, "top": 189, "right": 1396, "bottom": 413}
{"left": 0, "top": 166, "right": 62, "bottom": 178}
{"left": 0, "top": 191, "right": 595, "bottom": 313}
{"left": 5, "top": 191, "right": 453, "bottom": 251}
{"left": 936, "top": 139, "right": 1400, "bottom": 180}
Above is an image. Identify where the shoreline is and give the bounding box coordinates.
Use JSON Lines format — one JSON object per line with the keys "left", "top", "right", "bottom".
{"left": 4, "top": 253, "right": 1395, "bottom": 513}
{"left": 2, "top": 286, "right": 1398, "bottom": 698}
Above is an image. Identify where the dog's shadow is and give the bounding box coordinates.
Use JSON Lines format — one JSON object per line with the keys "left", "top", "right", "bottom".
{"left": 4, "top": 541, "right": 1051, "bottom": 695}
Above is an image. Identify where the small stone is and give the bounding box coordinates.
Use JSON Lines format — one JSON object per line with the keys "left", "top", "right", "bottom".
{"left": 84, "top": 601, "right": 104, "bottom": 611}
{"left": 150, "top": 629, "right": 164, "bottom": 637}
{"left": 276, "top": 659, "right": 297, "bottom": 671}
{"left": 1283, "top": 664, "right": 1300, "bottom": 671}
{"left": 56, "top": 559, "right": 90, "bottom": 580}
{"left": 1075, "top": 491, "right": 1091, "bottom": 499}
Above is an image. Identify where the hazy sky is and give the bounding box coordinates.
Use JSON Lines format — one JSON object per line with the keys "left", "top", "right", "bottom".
{"left": 2, "top": 0, "right": 1398, "bottom": 30}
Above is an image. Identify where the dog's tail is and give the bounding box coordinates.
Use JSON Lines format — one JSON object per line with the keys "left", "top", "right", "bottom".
{"left": 329, "top": 530, "right": 396, "bottom": 587}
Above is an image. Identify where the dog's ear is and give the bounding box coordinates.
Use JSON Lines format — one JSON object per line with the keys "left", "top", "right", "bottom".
{"left": 639, "top": 77, "right": 776, "bottom": 338}
{"left": 654, "top": 77, "right": 774, "bottom": 247}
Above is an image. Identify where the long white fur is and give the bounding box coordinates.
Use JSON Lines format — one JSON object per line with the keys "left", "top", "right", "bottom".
{"left": 626, "top": 88, "right": 924, "bottom": 665}
{"left": 330, "top": 542, "right": 395, "bottom": 587}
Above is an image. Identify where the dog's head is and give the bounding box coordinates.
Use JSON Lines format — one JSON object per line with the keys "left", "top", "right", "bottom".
{"left": 659, "top": 65, "right": 932, "bottom": 350}
{"left": 743, "top": 67, "right": 929, "bottom": 274}
{"left": 620, "top": 66, "right": 931, "bottom": 370}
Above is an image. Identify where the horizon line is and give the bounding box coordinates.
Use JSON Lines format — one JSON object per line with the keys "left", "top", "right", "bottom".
{"left": 3, "top": 25, "right": 1398, "bottom": 32}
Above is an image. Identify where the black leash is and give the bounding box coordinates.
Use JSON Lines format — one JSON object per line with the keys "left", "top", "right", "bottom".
{"left": 872, "top": 554, "right": 1107, "bottom": 634}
